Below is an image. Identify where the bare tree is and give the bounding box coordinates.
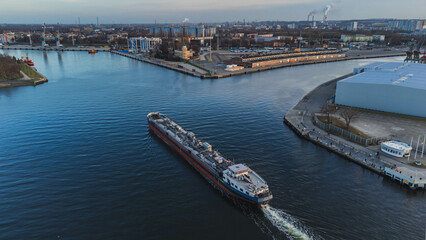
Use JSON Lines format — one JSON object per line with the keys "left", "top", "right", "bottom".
{"left": 0, "top": 54, "right": 22, "bottom": 80}
{"left": 339, "top": 107, "right": 358, "bottom": 130}
{"left": 321, "top": 103, "right": 336, "bottom": 124}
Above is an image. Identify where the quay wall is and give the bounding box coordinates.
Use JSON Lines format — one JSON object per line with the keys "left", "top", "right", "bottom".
{"left": 283, "top": 74, "right": 426, "bottom": 190}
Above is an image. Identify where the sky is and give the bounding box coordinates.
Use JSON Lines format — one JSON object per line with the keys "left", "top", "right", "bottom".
{"left": 0, "top": 0, "right": 425, "bottom": 24}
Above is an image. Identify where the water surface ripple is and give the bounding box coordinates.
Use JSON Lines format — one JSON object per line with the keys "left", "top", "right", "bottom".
{"left": 0, "top": 50, "right": 422, "bottom": 240}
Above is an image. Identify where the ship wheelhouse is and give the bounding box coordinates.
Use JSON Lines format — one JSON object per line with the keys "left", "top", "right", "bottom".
{"left": 222, "top": 163, "right": 270, "bottom": 199}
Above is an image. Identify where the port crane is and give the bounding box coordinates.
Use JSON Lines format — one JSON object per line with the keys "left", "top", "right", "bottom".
{"left": 405, "top": 35, "right": 426, "bottom": 63}
{"left": 55, "top": 23, "right": 63, "bottom": 48}
{"left": 40, "top": 23, "right": 54, "bottom": 48}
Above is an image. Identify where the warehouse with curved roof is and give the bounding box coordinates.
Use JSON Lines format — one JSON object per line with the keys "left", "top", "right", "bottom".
{"left": 335, "top": 62, "right": 426, "bottom": 118}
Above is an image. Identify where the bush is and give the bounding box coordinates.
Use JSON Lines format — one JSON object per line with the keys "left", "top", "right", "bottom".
{"left": 0, "top": 54, "right": 22, "bottom": 80}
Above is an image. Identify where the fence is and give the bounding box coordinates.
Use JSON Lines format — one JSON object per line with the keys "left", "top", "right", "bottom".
{"left": 314, "top": 115, "right": 389, "bottom": 145}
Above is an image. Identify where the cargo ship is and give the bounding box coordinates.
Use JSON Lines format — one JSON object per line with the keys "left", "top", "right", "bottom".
{"left": 147, "top": 112, "right": 273, "bottom": 205}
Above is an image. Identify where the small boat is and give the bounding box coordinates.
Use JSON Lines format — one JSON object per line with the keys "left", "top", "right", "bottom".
{"left": 88, "top": 49, "right": 98, "bottom": 54}
{"left": 381, "top": 140, "right": 412, "bottom": 158}
{"left": 21, "top": 57, "right": 34, "bottom": 66}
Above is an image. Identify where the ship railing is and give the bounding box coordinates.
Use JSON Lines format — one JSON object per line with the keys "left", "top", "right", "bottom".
{"left": 250, "top": 171, "right": 266, "bottom": 183}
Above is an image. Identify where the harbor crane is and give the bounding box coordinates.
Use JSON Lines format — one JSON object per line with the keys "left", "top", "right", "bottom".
{"left": 40, "top": 23, "right": 54, "bottom": 48}
{"left": 405, "top": 35, "right": 426, "bottom": 62}
{"left": 55, "top": 23, "right": 63, "bottom": 48}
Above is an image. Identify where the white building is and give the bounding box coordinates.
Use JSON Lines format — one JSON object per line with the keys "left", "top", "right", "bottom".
{"left": 335, "top": 62, "right": 426, "bottom": 118}
{"left": 341, "top": 34, "right": 385, "bottom": 42}
{"left": 351, "top": 21, "right": 358, "bottom": 31}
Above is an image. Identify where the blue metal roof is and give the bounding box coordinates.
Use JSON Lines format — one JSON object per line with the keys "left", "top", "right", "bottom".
{"left": 343, "top": 62, "right": 426, "bottom": 90}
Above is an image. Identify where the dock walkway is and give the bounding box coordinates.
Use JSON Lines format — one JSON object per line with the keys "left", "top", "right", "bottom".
{"left": 110, "top": 51, "right": 205, "bottom": 78}
{"left": 284, "top": 74, "right": 426, "bottom": 190}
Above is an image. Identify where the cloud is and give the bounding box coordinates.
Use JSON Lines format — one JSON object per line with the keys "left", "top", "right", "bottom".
{"left": 121, "top": 0, "right": 321, "bottom": 11}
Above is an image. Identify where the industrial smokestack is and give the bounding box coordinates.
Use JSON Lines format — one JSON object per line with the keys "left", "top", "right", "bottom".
{"left": 323, "top": 5, "right": 331, "bottom": 25}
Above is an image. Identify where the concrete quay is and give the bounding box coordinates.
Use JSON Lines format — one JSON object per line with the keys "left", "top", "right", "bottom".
{"left": 195, "top": 49, "right": 405, "bottom": 79}
{"left": 112, "top": 49, "right": 404, "bottom": 79}
{"left": 1, "top": 45, "right": 108, "bottom": 52}
{"left": 0, "top": 63, "right": 49, "bottom": 88}
{"left": 284, "top": 74, "right": 426, "bottom": 190}
{"left": 0, "top": 78, "right": 48, "bottom": 88}
{"left": 110, "top": 50, "right": 206, "bottom": 78}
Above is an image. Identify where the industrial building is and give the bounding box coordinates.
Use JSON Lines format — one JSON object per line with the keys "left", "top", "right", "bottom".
{"left": 335, "top": 62, "right": 426, "bottom": 118}
{"left": 224, "top": 50, "right": 346, "bottom": 68}
{"left": 149, "top": 25, "right": 216, "bottom": 38}
{"left": 340, "top": 34, "right": 385, "bottom": 42}
{"left": 388, "top": 19, "right": 426, "bottom": 32}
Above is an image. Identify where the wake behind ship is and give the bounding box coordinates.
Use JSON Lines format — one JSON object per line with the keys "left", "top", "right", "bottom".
{"left": 147, "top": 112, "right": 273, "bottom": 205}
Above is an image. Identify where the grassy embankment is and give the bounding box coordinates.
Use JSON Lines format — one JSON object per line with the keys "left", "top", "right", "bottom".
{"left": 19, "top": 63, "right": 44, "bottom": 80}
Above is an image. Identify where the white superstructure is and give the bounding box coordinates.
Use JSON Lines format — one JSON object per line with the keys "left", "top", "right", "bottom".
{"left": 381, "top": 140, "right": 412, "bottom": 157}
{"left": 222, "top": 163, "right": 270, "bottom": 198}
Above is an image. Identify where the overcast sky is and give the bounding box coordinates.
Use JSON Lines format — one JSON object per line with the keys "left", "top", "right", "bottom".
{"left": 1, "top": 0, "right": 425, "bottom": 24}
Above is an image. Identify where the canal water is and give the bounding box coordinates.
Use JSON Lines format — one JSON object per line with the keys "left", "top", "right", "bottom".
{"left": 0, "top": 50, "right": 423, "bottom": 240}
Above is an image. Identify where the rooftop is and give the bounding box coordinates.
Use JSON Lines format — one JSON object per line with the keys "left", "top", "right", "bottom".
{"left": 342, "top": 62, "right": 426, "bottom": 90}
{"left": 229, "top": 164, "right": 249, "bottom": 174}
{"left": 381, "top": 140, "right": 412, "bottom": 151}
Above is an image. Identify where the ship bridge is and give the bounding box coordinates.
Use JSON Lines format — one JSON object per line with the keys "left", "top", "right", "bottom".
{"left": 228, "top": 164, "right": 250, "bottom": 177}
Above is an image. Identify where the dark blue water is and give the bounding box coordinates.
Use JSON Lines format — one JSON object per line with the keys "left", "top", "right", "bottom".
{"left": 0, "top": 50, "right": 424, "bottom": 240}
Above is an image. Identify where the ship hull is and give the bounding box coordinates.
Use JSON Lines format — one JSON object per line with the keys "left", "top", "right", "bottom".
{"left": 148, "top": 120, "right": 271, "bottom": 205}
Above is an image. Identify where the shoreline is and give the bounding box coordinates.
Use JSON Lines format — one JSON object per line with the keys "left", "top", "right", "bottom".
{"left": 283, "top": 74, "right": 426, "bottom": 190}
{"left": 0, "top": 63, "right": 48, "bottom": 88}
{"left": 112, "top": 50, "right": 404, "bottom": 79}
{"left": 0, "top": 78, "right": 48, "bottom": 88}
{"left": 2, "top": 45, "right": 404, "bottom": 79}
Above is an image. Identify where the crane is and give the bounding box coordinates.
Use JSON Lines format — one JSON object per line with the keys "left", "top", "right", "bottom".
{"left": 413, "top": 35, "right": 425, "bottom": 62}
{"left": 55, "top": 23, "right": 63, "bottom": 48}
{"left": 404, "top": 34, "right": 425, "bottom": 62}
{"left": 40, "top": 23, "right": 54, "bottom": 48}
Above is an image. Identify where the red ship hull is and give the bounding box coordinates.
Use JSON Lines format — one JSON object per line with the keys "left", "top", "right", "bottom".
{"left": 148, "top": 121, "right": 257, "bottom": 204}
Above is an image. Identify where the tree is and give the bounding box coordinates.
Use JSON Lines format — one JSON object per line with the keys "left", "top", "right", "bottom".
{"left": 191, "top": 45, "right": 201, "bottom": 56}
{"left": 321, "top": 103, "right": 336, "bottom": 124}
{"left": 0, "top": 54, "right": 22, "bottom": 80}
{"left": 339, "top": 107, "right": 358, "bottom": 130}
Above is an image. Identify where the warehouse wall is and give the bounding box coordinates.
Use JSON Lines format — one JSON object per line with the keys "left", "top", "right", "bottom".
{"left": 250, "top": 53, "right": 346, "bottom": 68}
{"left": 335, "top": 81, "right": 426, "bottom": 118}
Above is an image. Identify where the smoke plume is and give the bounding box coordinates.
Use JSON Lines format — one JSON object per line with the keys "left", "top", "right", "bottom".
{"left": 323, "top": 5, "right": 332, "bottom": 15}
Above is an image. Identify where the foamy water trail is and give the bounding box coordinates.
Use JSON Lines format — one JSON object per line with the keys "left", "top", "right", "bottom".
{"left": 262, "top": 205, "right": 313, "bottom": 240}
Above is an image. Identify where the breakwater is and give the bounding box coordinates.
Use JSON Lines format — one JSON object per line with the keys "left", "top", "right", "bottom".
{"left": 110, "top": 50, "right": 204, "bottom": 78}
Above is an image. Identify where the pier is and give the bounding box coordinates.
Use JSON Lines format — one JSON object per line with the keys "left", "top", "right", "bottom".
{"left": 110, "top": 50, "right": 206, "bottom": 78}
{"left": 284, "top": 74, "right": 426, "bottom": 190}
{"left": 111, "top": 50, "right": 404, "bottom": 79}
